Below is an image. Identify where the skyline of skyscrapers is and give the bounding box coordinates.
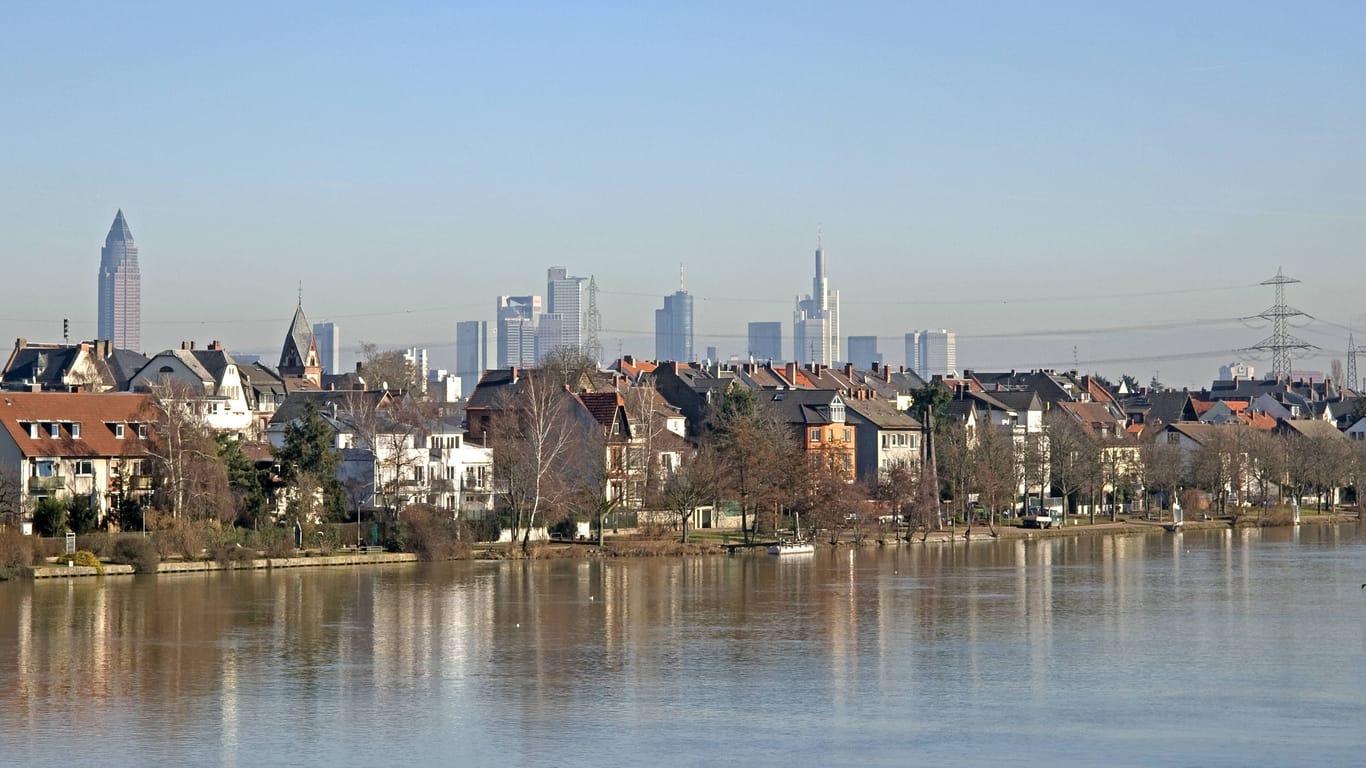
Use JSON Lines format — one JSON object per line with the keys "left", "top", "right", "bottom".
{"left": 792, "top": 237, "right": 839, "bottom": 366}
{"left": 654, "top": 287, "right": 694, "bottom": 363}
{"left": 97, "top": 209, "right": 141, "bottom": 351}
{"left": 747, "top": 321, "right": 783, "bottom": 362}
{"left": 496, "top": 294, "right": 541, "bottom": 368}
{"left": 847, "top": 335, "right": 881, "bottom": 368}
{"left": 313, "top": 321, "right": 341, "bottom": 375}
{"left": 538, "top": 266, "right": 586, "bottom": 361}
{"left": 456, "top": 320, "right": 488, "bottom": 395}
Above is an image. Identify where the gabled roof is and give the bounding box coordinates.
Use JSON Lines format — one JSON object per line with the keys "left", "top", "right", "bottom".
{"left": 1275, "top": 418, "right": 1349, "bottom": 441}
{"left": 1161, "top": 421, "right": 1251, "bottom": 446}
{"left": 764, "top": 389, "right": 846, "bottom": 427}
{"left": 844, "top": 397, "right": 921, "bottom": 430}
{"left": 576, "top": 391, "right": 624, "bottom": 428}
{"left": 2, "top": 345, "right": 84, "bottom": 389}
{"left": 269, "top": 389, "right": 390, "bottom": 428}
{"left": 0, "top": 392, "right": 154, "bottom": 458}
{"left": 133, "top": 349, "right": 216, "bottom": 391}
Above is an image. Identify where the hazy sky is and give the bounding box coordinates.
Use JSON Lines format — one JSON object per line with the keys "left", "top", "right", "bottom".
{"left": 4, "top": 2, "right": 1364, "bottom": 388}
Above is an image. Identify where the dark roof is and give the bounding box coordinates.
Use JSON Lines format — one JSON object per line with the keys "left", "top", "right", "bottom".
{"left": 763, "top": 389, "right": 845, "bottom": 426}
{"left": 279, "top": 304, "right": 316, "bottom": 370}
{"left": 190, "top": 349, "right": 237, "bottom": 384}
{"left": 576, "top": 392, "right": 622, "bottom": 428}
{"left": 269, "top": 390, "right": 388, "bottom": 427}
{"left": 2, "top": 346, "right": 82, "bottom": 389}
{"left": 105, "top": 349, "right": 150, "bottom": 389}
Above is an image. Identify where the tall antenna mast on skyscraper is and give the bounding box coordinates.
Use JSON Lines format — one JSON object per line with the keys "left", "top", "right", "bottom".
{"left": 1243, "top": 267, "right": 1316, "bottom": 380}
{"left": 679, "top": 262, "right": 684, "bottom": 292}
{"left": 585, "top": 275, "right": 603, "bottom": 364}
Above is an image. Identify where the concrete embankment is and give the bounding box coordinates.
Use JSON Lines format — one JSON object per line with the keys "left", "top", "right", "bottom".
{"left": 28, "top": 552, "right": 418, "bottom": 579}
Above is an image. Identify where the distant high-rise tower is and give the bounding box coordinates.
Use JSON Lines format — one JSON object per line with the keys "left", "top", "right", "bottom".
{"left": 916, "top": 330, "right": 957, "bottom": 378}
{"left": 456, "top": 320, "right": 488, "bottom": 395}
{"left": 539, "top": 267, "right": 586, "bottom": 361}
{"left": 497, "top": 295, "right": 541, "bottom": 368}
{"left": 655, "top": 268, "right": 694, "bottom": 362}
{"left": 97, "top": 209, "right": 141, "bottom": 350}
{"left": 748, "top": 322, "right": 783, "bottom": 362}
{"left": 404, "top": 348, "right": 429, "bottom": 394}
{"left": 847, "top": 336, "right": 881, "bottom": 367}
{"left": 279, "top": 301, "right": 322, "bottom": 387}
{"left": 313, "top": 322, "right": 341, "bottom": 375}
{"left": 792, "top": 236, "right": 839, "bottom": 365}
{"left": 904, "top": 332, "right": 921, "bottom": 373}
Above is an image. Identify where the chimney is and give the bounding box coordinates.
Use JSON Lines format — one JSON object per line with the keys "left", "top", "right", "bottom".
{"left": 210, "top": 340, "right": 221, "bottom": 351}
{"left": 884, "top": 366, "right": 891, "bottom": 382}
{"left": 844, "top": 363, "right": 854, "bottom": 379}
{"left": 181, "top": 341, "right": 190, "bottom": 351}
{"left": 786, "top": 362, "right": 797, "bottom": 384}
{"left": 15, "top": 338, "right": 27, "bottom": 351}
{"left": 509, "top": 366, "right": 518, "bottom": 381}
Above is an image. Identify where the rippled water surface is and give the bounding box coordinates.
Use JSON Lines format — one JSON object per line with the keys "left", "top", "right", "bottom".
{"left": 3, "top": 525, "right": 1365, "bottom": 767}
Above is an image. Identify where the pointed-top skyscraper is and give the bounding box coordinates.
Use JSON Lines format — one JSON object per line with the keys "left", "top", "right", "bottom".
{"left": 98, "top": 209, "right": 141, "bottom": 350}
{"left": 793, "top": 234, "right": 840, "bottom": 365}
{"left": 279, "top": 300, "right": 322, "bottom": 387}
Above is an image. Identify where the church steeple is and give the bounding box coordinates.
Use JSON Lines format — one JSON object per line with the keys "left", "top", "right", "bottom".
{"left": 279, "top": 301, "right": 321, "bottom": 386}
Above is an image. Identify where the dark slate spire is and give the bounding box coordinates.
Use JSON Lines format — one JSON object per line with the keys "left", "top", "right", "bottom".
{"left": 280, "top": 303, "right": 317, "bottom": 371}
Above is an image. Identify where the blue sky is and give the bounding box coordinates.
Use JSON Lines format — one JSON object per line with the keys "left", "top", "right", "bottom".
{"left": 4, "top": 1, "right": 1364, "bottom": 387}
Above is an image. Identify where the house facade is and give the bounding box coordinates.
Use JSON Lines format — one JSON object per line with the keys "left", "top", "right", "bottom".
{"left": 0, "top": 392, "right": 156, "bottom": 527}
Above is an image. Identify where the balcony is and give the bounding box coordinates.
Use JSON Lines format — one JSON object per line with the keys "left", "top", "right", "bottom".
{"left": 28, "top": 476, "right": 64, "bottom": 493}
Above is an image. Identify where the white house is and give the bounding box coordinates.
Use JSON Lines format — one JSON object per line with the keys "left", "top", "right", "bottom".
{"left": 129, "top": 343, "right": 253, "bottom": 434}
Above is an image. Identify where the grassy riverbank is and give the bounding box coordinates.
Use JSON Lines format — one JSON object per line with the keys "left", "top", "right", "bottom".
{"left": 11, "top": 507, "right": 1359, "bottom": 579}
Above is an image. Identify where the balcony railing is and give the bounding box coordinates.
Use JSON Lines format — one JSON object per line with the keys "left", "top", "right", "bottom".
{"left": 28, "top": 476, "right": 64, "bottom": 492}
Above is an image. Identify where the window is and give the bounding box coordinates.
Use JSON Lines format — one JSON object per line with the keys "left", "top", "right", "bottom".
{"left": 114, "top": 423, "right": 126, "bottom": 439}
{"left": 34, "top": 460, "right": 56, "bottom": 478}
{"left": 882, "top": 435, "right": 889, "bottom": 449}
{"left": 136, "top": 424, "right": 148, "bottom": 439}
{"left": 28, "top": 423, "right": 37, "bottom": 439}
{"left": 49, "top": 423, "right": 60, "bottom": 438}
{"left": 1167, "top": 432, "right": 1179, "bottom": 445}
{"left": 74, "top": 460, "right": 94, "bottom": 476}
{"left": 843, "top": 429, "right": 851, "bottom": 442}
{"left": 70, "top": 423, "right": 81, "bottom": 439}
{"left": 810, "top": 428, "right": 821, "bottom": 443}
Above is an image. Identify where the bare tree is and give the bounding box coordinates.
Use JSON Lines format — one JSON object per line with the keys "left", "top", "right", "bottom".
{"left": 490, "top": 373, "right": 578, "bottom": 553}
{"left": 937, "top": 421, "right": 975, "bottom": 536}
{"left": 356, "top": 342, "right": 423, "bottom": 394}
{"left": 0, "top": 467, "right": 24, "bottom": 529}
{"left": 1140, "top": 439, "right": 1183, "bottom": 520}
{"left": 140, "top": 377, "right": 230, "bottom": 521}
{"left": 1044, "top": 410, "right": 1094, "bottom": 518}
{"left": 972, "top": 421, "right": 1017, "bottom": 535}
{"left": 702, "top": 386, "right": 791, "bottom": 543}
{"left": 662, "top": 446, "right": 720, "bottom": 543}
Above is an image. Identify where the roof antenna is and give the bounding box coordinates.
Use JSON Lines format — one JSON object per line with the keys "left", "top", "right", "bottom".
{"left": 679, "top": 262, "right": 684, "bottom": 292}
{"left": 297, "top": 281, "right": 303, "bottom": 307}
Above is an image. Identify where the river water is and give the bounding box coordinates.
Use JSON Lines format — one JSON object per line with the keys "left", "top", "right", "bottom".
{"left": 2, "top": 525, "right": 1364, "bottom": 767}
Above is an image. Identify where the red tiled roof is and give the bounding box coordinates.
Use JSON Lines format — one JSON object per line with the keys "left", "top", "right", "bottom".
{"left": 0, "top": 392, "right": 155, "bottom": 458}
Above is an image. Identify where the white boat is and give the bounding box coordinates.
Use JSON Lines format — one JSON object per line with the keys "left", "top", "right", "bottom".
{"left": 768, "top": 541, "right": 815, "bottom": 555}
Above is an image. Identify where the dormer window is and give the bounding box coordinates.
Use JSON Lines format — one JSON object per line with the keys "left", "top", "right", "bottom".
{"left": 49, "top": 423, "right": 60, "bottom": 439}
{"left": 114, "top": 423, "right": 126, "bottom": 439}
{"left": 137, "top": 424, "right": 148, "bottom": 439}
{"left": 28, "top": 423, "right": 38, "bottom": 439}
{"left": 70, "top": 423, "right": 81, "bottom": 439}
